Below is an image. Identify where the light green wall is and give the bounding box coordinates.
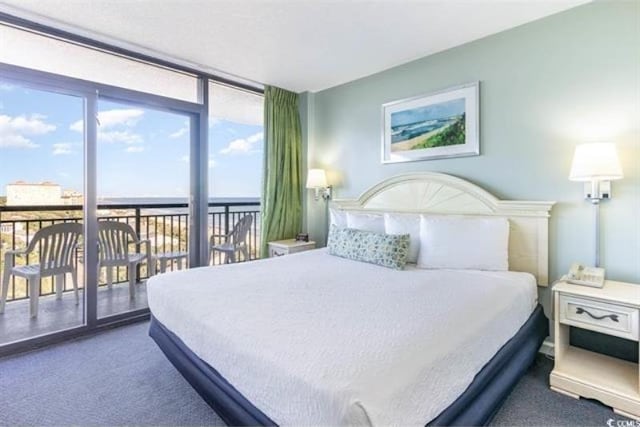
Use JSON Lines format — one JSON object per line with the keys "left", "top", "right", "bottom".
{"left": 302, "top": 1, "right": 640, "bottom": 309}
{"left": 299, "top": 91, "right": 312, "bottom": 233}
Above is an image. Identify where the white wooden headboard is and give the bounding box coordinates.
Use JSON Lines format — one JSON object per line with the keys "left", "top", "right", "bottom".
{"left": 330, "top": 172, "right": 555, "bottom": 286}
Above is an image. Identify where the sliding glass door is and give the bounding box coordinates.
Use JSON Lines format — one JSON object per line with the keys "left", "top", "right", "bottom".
{"left": 0, "top": 18, "right": 262, "bottom": 354}
{"left": 0, "top": 68, "right": 205, "bottom": 353}
{"left": 95, "top": 98, "right": 192, "bottom": 319}
{"left": 0, "top": 79, "right": 86, "bottom": 345}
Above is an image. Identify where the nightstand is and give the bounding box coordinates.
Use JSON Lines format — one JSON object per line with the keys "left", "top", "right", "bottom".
{"left": 268, "top": 239, "right": 316, "bottom": 257}
{"left": 550, "top": 280, "right": 640, "bottom": 420}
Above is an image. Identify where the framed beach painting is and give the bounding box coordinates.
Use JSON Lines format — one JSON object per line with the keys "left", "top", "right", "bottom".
{"left": 382, "top": 81, "right": 479, "bottom": 163}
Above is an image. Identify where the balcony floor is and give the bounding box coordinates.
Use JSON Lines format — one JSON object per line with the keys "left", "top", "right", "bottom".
{"left": 0, "top": 281, "right": 148, "bottom": 346}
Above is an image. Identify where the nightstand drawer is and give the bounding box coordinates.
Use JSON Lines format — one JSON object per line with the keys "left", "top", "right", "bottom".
{"left": 559, "top": 294, "right": 639, "bottom": 341}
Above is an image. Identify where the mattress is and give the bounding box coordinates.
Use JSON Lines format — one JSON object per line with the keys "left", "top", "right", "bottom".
{"left": 147, "top": 249, "right": 538, "bottom": 426}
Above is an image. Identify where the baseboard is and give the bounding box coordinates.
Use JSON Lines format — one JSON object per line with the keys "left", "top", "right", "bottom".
{"left": 538, "top": 338, "right": 554, "bottom": 357}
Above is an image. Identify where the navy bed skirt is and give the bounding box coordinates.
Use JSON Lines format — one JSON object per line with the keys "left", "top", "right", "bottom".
{"left": 149, "top": 304, "right": 548, "bottom": 426}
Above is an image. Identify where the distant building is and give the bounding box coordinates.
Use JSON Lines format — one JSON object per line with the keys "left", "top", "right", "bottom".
{"left": 6, "top": 181, "right": 63, "bottom": 206}
{"left": 62, "top": 190, "right": 83, "bottom": 205}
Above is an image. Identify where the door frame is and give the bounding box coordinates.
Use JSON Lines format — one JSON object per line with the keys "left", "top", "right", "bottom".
{"left": 0, "top": 62, "right": 208, "bottom": 355}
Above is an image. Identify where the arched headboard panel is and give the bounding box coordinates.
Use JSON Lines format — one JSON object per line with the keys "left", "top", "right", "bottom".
{"left": 330, "top": 172, "right": 555, "bottom": 286}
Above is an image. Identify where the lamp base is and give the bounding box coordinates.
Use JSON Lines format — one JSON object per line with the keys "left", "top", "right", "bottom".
{"left": 593, "top": 201, "right": 600, "bottom": 268}
{"left": 313, "top": 186, "right": 332, "bottom": 201}
{"left": 584, "top": 181, "right": 611, "bottom": 200}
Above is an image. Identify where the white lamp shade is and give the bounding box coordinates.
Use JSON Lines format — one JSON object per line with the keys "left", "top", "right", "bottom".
{"left": 569, "top": 143, "right": 623, "bottom": 182}
{"left": 306, "top": 169, "right": 328, "bottom": 189}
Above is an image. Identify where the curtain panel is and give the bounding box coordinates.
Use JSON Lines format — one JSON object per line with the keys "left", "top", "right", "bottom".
{"left": 259, "top": 86, "right": 303, "bottom": 256}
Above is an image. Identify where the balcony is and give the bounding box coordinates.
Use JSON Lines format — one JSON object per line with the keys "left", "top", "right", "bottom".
{"left": 0, "top": 201, "right": 261, "bottom": 346}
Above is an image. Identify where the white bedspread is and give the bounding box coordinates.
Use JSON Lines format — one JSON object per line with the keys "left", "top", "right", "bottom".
{"left": 147, "top": 249, "right": 537, "bottom": 426}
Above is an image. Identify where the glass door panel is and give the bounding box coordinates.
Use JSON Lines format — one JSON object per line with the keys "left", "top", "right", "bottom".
{"left": 96, "top": 98, "right": 190, "bottom": 319}
{"left": 208, "top": 83, "right": 263, "bottom": 264}
{"left": 0, "top": 80, "right": 86, "bottom": 344}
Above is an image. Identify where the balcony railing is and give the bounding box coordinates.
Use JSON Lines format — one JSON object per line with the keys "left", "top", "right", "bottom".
{"left": 0, "top": 201, "right": 261, "bottom": 302}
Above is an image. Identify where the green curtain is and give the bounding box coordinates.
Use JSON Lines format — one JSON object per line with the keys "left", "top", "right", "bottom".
{"left": 260, "top": 86, "right": 303, "bottom": 256}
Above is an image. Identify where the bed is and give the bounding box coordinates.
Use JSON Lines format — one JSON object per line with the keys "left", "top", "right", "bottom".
{"left": 147, "top": 172, "right": 555, "bottom": 426}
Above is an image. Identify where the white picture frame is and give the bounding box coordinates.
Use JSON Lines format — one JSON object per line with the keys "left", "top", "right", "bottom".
{"left": 382, "top": 81, "right": 480, "bottom": 163}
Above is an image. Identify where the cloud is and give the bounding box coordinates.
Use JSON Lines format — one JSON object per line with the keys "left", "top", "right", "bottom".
{"left": 52, "top": 142, "right": 74, "bottom": 155}
{"left": 0, "top": 114, "right": 56, "bottom": 149}
{"left": 69, "top": 120, "right": 81, "bottom": 132}
{"left": 70, "top": 109, "right": 144, "bottom": 145}
{"left": 99, "top": 109, "right": 144, "bottom": 128}
{"left": 0, "top": 83, "right": 14, "bottom": 91}
{"left": 169, "top": 127, "right": 188, "bottom": 139}
{"left": 69, "top": 120, "right": 82, "bottom": 132}
{"left": 170, "top": 120, "right": 189, "bottom": 139}
{"left": 220, "top": 139, "right": 251, "bottom": 154}
{"left": 247, "top": 132, "right": 263, "bottom": 143}
{"left": 125, "top": 146, "right": 145, "bottom": 153}
{"left": 219, "top": 131, "right": 263, "bottom": 155}
{"left": 70, "top": 108, "right": 144, "bottom": 132}
{"left": 208, "top": 159, "right": 216, "bottom": 168}
{"left": 101, "top": 130, "right": 143, "bottom": 145}
{"left": 0, "top": 133, "right": 36, "bottom": 148}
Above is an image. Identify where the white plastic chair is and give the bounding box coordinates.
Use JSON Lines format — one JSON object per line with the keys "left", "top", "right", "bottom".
{"left": 210, "top": 215, "right": 253, "bottom": 264}
{"left": 98, "top": 221, "right": 154, "bottom": 299}
{"left": 1, "top": 222, "right": 83, "bottom": 318}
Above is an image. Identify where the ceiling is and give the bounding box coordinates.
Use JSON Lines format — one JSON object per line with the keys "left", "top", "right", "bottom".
{"left": 0, "top": 0, "right": 589, "bottom": 93}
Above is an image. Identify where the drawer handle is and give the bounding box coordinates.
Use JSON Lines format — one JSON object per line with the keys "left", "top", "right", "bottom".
{"left": 575, "top": 307, "right": 619, "bottom": 322}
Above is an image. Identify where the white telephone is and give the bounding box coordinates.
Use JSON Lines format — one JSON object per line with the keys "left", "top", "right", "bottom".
{"left": 565, "top": 263, "right": 606, "bottom": 288}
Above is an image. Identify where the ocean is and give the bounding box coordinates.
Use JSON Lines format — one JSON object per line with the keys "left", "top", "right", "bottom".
{"left": 97, "top": 197, "right": 261, "bottom": 216}
{"left": 391, "top": 117, "right": 459, "bottom": 144}
{"left": 99, "top": 197, "right": 260, "bottom": 205}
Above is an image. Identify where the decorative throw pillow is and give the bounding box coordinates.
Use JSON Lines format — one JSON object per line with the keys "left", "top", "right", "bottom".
{"left": 327, "top": 225, "right": 410, "bottom": 270}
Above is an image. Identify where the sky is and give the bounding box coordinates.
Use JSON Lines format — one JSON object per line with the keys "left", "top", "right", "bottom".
{"left": 391, "top": 98, "right": 465, "bottom": 128}
{"left": 0, "top": 81, "right": 263, "bottom": 199}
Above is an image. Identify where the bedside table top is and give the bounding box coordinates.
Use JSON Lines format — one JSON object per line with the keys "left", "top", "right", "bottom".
{"left": 268, "top": 239, "right": 316, "bottom": 248}
{"left": 553, "top": 280, "right": 640, "bottom": 307}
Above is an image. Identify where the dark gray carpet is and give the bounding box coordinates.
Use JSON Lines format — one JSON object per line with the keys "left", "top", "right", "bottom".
{"left": 0, "top": 321, "right": 628, "bottom": 426}
{"left": 491, "top": 355, "right": 630, "bottom": 426}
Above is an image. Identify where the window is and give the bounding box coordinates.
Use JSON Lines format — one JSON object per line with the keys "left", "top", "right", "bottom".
{"left": 208, "top": 82, "right": 264, "bottom": 198}
{"left": 0, "top": 19, "right": 264, "bottom": 352}
{"left": 208, "top": 82, "right": 264, "bottom": 262}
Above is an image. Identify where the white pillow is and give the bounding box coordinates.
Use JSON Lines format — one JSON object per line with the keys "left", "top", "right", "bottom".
{"left": 384, "top": 213, "right": 420, "bottom": 263}
{"left": 329, "top": 208, "right": 347, "bottom": 228}
{"left": 417, "top": 216, "right": 510, "bottom": 271}
{"left": 346, "top": 212, "right": 385, "bottom": 234}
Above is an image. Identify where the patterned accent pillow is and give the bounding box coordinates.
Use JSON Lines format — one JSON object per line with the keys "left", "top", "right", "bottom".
{"left": 327, "top": 225, "right": 410, "bottom": 270}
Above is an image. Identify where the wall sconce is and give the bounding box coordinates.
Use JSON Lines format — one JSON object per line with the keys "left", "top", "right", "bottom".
{"left": 306, "top": 169, "right": 332, "bottom": 201}
{"left": 569, "top": 142, "right": 623, "bottom": 266}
